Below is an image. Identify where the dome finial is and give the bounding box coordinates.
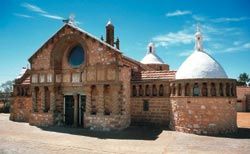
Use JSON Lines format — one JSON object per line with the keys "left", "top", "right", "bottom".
{"left": 147, "top": 42, "right": 155, "bottom": 54}
{"left": 195, "top": 23, "right": 203, "bottom": 52}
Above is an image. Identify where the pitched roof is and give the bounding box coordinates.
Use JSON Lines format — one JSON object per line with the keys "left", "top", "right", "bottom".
{"left": 132, "top": 70, "right": 176, "bottom": 81}
{"left": 28, "top": 23, "right": 122, "bottom": 63}
{"left": 15, "top": 69, "right": 31, "bottom": 85}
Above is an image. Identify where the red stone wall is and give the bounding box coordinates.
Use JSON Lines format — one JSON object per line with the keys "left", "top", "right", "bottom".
{"left": 10, "top": 96, "right": 32, "bottom": 122}
{"left": 29, "top": 112, "right": 54, "bottom": 127}
{"left": 236, "top": 86, "right": 250, "bottom": 112}
{"left": 170, "top": 97, "right": 237, "bottom": 135}
{"left": 131, "top": 97, "right": 170, "bottom": 126}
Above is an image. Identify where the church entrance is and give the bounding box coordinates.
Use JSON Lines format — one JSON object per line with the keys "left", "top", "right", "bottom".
{"left": 64, "top": 95, "right": 86, "bottom": 127}
{"left": 64, "top": 95, "right": 74, "bottom": 126}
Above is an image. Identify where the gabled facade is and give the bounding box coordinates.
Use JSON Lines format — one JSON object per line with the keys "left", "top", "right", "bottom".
{"left": 11, "top": 22, "right": 237, "bottom": 135}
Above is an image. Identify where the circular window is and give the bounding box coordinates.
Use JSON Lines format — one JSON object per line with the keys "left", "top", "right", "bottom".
{"left": 68, "top": 45, "right": 85, "bottom": 67}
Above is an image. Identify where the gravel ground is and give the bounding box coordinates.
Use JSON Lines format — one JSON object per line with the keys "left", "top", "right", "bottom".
{"left": 0, "top": 113, "right": 250, "bottom": 154}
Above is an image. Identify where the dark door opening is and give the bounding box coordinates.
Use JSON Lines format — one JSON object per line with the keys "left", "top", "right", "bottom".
{"left": 79, "top": 95, "right": 86, "bottom": 126}
{"left": 64, "top": 95, "right": 74, "bottom": 126}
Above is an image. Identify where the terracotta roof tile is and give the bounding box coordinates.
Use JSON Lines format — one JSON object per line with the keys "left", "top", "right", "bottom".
{"left": 132, "top": 70, "right": 176, "bottom": 81}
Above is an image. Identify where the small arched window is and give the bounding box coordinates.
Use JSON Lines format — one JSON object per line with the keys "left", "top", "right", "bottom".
{"left": 139, "top": 85, "right": 143, "bottom": 96}
{"left": 159, "top": 84, "right": 164, "bottom": 96}
{"left": 68, "top": 45, "right": 85, "bottom": 67}
{"left": 211, "top": 83, "right": 216, "bottom": 96}
{"left": 132, "top": 85, "right": 137, "bottom": 97}
{"left": 193, "top": 83, "right": 200, "bottom": 96}
{"left": 202, "top": 83, "right": 208, "bottom": 96}
{"left": 177, "top": 84, "right": 181, "bottom": 96}
{"left": 185, "top": 83, "right": 190, "bottom": 96}
{"left": 152, "top": 85, "right": 157, "bottom": 96}
{"left": 219, "top": 83, "right": 224, "bottom": 96}
{"left": 145, "top": 85, "right": 150, "bottom": 96}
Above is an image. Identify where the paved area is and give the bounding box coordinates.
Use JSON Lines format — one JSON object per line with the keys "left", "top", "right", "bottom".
{"left": 0, "top": 113, "right": 250, "bottom": 154}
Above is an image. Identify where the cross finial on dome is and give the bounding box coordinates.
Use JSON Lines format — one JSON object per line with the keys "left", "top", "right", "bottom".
{"left": 196, "top": 23, "right": 201, "bottom": 32}
{"left": 195, "top": 23, "right": 203, "bottom": 52}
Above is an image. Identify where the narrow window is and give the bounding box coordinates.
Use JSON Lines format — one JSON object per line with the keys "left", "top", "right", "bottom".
{"left": 193, "top": 83, "right": 200, "bottom": 96}
{"left": 152, "top": 85, "right": 157, "bottom": 96}
{"left": 132, "top": 85, "right": 137, "bottom": 97}
{"left": 159, "top": 84, "right": 164, "bottom": 96}
{"left": 143, "top": 100, "right": 149, "bottom": 111}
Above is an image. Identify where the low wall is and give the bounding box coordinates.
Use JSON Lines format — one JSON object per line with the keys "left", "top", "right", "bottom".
{"left": 84, "top": 114, "right": 130, "bottom": 131}
{"left": 10, "top": 97, "right": 32, "bottom": 122}
{"left": 130, "top": 97, "right": 170, "bottom": 126}
{"left": 29, "top": 112, "right": 54, "bottom": 127}
{"left": 170, "top": 97, "right": 237, "bottom": 135}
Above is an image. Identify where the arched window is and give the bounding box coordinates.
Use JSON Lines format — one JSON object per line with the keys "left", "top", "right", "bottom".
{"left": 211, "top": 83, "right": 216, "bottom": 96}
{"left": 219, "top": 83, "right": 224, "bottom": 96}
{"left": 231, "top": 83, "right": 235, "bottom": 96}
{"left": 139, "top": 85, "right": 143, "bottom": 96}
{"left": 177, "top": 83, "right": 181, "bottom": 96}
{"left": 104, "top": 85, "right": 111, "bottom": 115}
{"left": 34, "top": 87, "right": 39, "bottom": 112}
{"left": 145, "top": 85, "right": 150, "bottom": 96}
{"left": 193, "top": 83, "right": 200, "bottom": 96}
{"left": 44, "top": 87, "right": 50, "bottom": 112}
{"left": 152, "top": 85, "right": 157, "bottom": 96}
{"left": 172, "top": 84, "right": 176, "bottom": 96}
{"left": 91, "top": 85, "right": 97, "bottom": 115}
{"left": 202, "top": 83, "right": 208, "bottom": 96}
{"left": 226, "top": 83, "right": 230, "bottom": 96}
{"left": 159, "top": 84, "right": 164, "bottom": 96}
{"left": 185, "top": 83, "right": 190, "bottom": 96}
{"left": 132, "top": 85, "right": 137, "bottom": 97}
{"left": 68, "top": 45, "right": 85, "bottom": 67}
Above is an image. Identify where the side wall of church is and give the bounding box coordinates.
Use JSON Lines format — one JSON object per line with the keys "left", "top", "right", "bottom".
{"left": 131, "top": 97, "right": 170, "bottom": 126}
{"left": 170, "top": 97, "right": 237, "bottom": 135}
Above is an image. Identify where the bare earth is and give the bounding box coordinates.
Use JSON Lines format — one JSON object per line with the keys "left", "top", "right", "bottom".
{"left": 0, "top": 113, "right": 250, "bottom": 154}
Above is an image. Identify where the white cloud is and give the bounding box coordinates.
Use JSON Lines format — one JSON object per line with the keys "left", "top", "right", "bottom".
{"left": 166, "top": 10, "right": 192, "bottom": 17}
{"left": 192, "top": 15, "right": 206, "bottom": 21}
{"left": 22, "top": 3, "right": 47, "bottom": 14}
{"left": 243, "top": 43, "right": 250, "bottom": 48}
{"left": 178, "top": 50, "right": 193, "bottom": 57}
{"left": 13, "top": 13, "right": 32, "bottom": 18}
{"left": 222, "top": 42, "right": 250, "bottom": 53}
{"left": 212, "top": 17, "right": 250, "bottom": 23}
{"left": 40, "top": 14, "right": 64, "bottom": 20}
{"left": 153, "top": 30, "right": 194, "bottom": 48}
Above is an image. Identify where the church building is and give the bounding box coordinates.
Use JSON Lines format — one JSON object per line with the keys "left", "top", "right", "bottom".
{"left": 10, "top": 19, "right": 237, "bottom": 135}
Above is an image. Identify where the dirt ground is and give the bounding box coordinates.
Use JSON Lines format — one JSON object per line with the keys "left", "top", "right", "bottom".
{"left": 0, "top": 113, "right": 250, "bottom": 154}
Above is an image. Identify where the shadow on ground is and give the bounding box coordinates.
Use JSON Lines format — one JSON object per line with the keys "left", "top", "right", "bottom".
{"left": 39, "top": 125, "right": 250, "bottom": 140}
{"left": 39, "top": 125, "right": 166, "bottom": 140}
{"left": 218, "top": 128, "right": 250, "bottom": 139}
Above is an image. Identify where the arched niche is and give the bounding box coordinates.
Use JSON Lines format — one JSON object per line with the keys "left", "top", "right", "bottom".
{"left": 50, "top": 34, "right": 89, "bottom": 71}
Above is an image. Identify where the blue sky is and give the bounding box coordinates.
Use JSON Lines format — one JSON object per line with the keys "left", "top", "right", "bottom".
{"left": 0, "top": 0, "right": 250, "bottom": 84}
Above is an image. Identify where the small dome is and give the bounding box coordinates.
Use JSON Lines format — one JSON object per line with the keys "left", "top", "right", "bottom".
{"left": 141, "top": 42, "right": 164, "bottom": 64}
{"left": 16, "top": 67, "right": 27, "bottom": 79}
{"left": 176, "top": 25, "right": 228, "bottom": 79}
{"left": 175, "top": 51, "right": 228, "bottom": 79}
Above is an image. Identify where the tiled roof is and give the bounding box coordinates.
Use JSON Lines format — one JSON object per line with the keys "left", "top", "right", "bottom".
{"left": 132, "top": 70, "right": 176, "bottom": 81}
{"left": 21, "top": 76, "right": 30, "bottom": 85}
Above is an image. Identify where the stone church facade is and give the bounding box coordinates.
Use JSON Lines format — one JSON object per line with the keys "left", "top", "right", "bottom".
{"left": 10, "top": 21, "right": 238, "bottom": 135}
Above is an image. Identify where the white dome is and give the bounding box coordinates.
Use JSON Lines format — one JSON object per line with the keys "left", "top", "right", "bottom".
{"left": 175, "top": 51, "right": 228, "bottom": 79}
{"left": 141, "top": 53, "right": 164, "bottom": 64}
{"left": 141, "top": 42, "right": 164, "bottom": 64}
